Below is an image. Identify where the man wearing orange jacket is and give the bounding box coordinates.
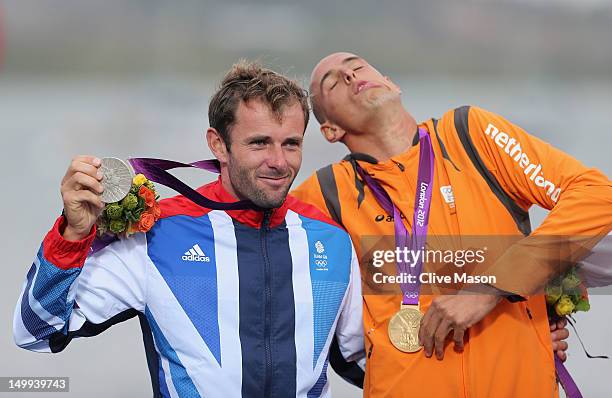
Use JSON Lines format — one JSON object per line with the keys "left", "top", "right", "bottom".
{"left": 292, "top": 52, "right": 612, "bottom": 397}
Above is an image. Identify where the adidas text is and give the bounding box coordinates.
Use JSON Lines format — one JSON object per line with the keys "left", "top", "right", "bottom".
{"left": 182, "top": 254, "right": 211, "bottom": 262}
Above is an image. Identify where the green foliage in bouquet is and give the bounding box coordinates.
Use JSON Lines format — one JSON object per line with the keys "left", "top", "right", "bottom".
{"left": 545, "top": 267, "right": 589, "bottom": 317}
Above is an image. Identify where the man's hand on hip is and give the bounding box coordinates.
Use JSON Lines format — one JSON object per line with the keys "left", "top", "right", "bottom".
{"left": 418, "top": 294, "right": 501, "bottom": 360}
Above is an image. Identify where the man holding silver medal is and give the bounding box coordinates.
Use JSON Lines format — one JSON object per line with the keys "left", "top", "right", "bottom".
{"left": 13, "top": 62, "right": 366, "bottom": 397}
{"left": 293, "top": 52, "right": 611, "bottom": 397}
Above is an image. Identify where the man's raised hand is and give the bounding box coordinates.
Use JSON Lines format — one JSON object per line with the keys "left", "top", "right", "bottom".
{"left": 60, "top": 155, "right": 105, "bottom": 240}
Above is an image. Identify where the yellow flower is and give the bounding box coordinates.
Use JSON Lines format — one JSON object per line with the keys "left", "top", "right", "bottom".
{"left": 555, "top": 295, "right": 575, "bottom": 316}
{"left": 133, "top": 174, "right": 148, "bottom": 186}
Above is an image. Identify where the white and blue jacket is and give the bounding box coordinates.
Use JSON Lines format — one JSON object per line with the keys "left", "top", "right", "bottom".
{"left": 14, "top": 179, "right": 365, "bottom": 397}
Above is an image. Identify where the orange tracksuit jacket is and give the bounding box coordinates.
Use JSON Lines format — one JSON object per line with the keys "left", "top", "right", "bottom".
{"left": 292, "top": 106, "right": 612, "bottom": 398}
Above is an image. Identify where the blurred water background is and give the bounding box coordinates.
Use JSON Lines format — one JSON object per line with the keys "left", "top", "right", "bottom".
{"left": 1, "top": 1, "right": 611, "bottom": 396}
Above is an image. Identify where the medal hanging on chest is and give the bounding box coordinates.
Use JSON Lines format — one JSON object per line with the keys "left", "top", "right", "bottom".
{"left": 356, "top": 128, "right": 435, "bottom": 353}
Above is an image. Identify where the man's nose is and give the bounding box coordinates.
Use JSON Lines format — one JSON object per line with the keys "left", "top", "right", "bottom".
{"left": 340, "top": 67, "right": 356, "bottom": 84}
{"left": 266, "top": 145, "right": 288, "bottom": 169}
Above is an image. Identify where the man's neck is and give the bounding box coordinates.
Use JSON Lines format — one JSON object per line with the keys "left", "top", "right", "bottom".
{"left": 219, "top": 167, "right": 240, "bottom": 200}
{"left": 344, "top": 106, "right": 418, "bottom": 161}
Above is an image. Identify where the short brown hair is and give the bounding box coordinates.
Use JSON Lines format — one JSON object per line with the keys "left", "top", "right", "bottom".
{"left": 208, "top": 60, "right": 309, "bottom": 150}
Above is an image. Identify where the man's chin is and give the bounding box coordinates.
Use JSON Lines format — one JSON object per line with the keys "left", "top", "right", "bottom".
{"left": 253, "top": 196, "right": 286, "bottom": 209}
{"left": 365, "top": 90, "right": 399, "bottom": 108}
{"left": 252, "top": 186, "right": 291, "bottom": 209}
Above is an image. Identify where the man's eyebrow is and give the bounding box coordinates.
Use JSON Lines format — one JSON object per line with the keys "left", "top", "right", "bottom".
{"left": 319, "top": 70, "right": 333, "bottom": 93}
{"left": 246, "top": 135, "right": 270, "bottom": 142}
{"left": 342, "top": 56, "right": 360, "bottom": 64}
{"left": 284, "top": 135, "right": 304, "bottom": 144}
{"left": 319, "top": 56, "right": 363, "bottom": 93}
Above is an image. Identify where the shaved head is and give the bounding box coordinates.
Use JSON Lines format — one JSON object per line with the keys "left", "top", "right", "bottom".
{"left": 308, "top": 52, "right": 401, "bottom": 135}
{"left": 309, "top": 52, "right": 359, "bottom": 123}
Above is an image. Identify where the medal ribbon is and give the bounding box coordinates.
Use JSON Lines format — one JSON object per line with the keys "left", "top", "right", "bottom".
{"left": 128, "top": 158, "right": 263, "bottom": 211}
{"left": 555, "top": 356, "right": 583, "bottom": 398}
{"left": 551, "top": 315, "right": 601, "bottom": 398}
{"left": 355, "top": 128, "right": 435, "bottom": 305}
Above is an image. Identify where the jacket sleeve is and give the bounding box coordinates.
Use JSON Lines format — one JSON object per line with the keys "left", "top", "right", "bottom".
{"left": 466, "top": 106, "right": 612, "bottom": 295}
{"left": 577, "top": 232, "right": 612, "bottom": 288}
{"left": 329, "top": 245, "right": 366, "bottom": 387}
{"left": 13, "top": 216, "right": 148, "bottom": 352}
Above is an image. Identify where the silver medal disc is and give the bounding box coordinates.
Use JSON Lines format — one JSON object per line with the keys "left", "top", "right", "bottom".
{"left": 100, "top": 157, "right": 134, "bottom": 203}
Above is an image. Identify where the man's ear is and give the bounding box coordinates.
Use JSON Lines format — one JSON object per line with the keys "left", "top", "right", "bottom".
{"left": 206, "top": 128, "right": 229, "bottom": 163}
{"left": 384, "top": 76, "right": 401, "bottom": 94}
{"left": 320, "top": 121, "right": 346, "bottom": 143}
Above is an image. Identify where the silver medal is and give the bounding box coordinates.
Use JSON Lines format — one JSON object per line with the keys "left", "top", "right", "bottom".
{"left": 100, "top": 157, "right": 134, "bottom": 203}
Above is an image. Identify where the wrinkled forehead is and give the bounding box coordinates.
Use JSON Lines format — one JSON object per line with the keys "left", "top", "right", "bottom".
{"left": 309, "top": 52, "right": 362, "bottom": 92}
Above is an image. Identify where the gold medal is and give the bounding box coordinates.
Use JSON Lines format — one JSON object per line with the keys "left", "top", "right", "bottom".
{"left": 388, "top": 304, "right": 422, "bottom": 353}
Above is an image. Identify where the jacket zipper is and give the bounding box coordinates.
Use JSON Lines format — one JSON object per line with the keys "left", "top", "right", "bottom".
{"left": 261, "top": 210, "right": 273, "bottom": 397}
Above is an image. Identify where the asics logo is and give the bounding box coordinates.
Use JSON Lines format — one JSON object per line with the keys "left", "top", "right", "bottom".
{"left": 182, "top": 244, "right": 211, "bottom": 262}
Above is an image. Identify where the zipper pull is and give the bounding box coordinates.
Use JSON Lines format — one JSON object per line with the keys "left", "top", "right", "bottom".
{"left": 394, "top": 161, "right": 405, "bottom": 172}
{"left": 262, "top": 210, "right": 272, "bottom": 230}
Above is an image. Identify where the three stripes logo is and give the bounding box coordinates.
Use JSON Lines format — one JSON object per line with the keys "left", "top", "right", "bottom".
{"left": 182, "top": 244, "right": 211, "bottom": 262}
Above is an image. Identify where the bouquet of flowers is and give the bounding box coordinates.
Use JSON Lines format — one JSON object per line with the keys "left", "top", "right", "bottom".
{"left": 97, "top": 174, "right": 161, "bottom": 236}
{"left": 545, "top": 267, "right": 590, "bottom": 317}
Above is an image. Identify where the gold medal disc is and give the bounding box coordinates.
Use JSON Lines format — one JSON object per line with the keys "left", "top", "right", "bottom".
{"left": 388, "top": 306, "right": 423, "bottom": 353}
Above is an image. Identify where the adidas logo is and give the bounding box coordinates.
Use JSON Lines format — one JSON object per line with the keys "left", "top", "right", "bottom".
{"left": 181, "top": 244, "right": 211, "bottom": 262}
